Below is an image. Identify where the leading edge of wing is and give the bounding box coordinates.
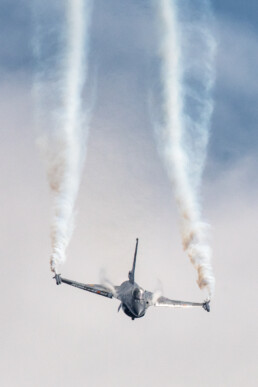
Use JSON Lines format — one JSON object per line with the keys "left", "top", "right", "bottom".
{"left": 145, "top": 291, "right": 210, "bottom": 311}
{"left": 155, "top": 296, "right": 204, "bottom": 308}
{"left": 56, "top": 275, "right": 115, "bottom": 299}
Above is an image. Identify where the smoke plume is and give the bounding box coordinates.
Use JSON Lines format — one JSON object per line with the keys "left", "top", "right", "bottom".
{"left": 34, "top": 0, "right": 92, "bottom": 273}
{"left": 155, "top": 0, "right": 216, "bottom": 298}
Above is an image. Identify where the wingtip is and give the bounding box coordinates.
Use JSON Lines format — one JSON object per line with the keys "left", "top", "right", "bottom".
{"left": 53, "top": 273, "right": 62, "bottom": 285}
{"left": 202, "top": 300, "right": 210, "bottom": 312}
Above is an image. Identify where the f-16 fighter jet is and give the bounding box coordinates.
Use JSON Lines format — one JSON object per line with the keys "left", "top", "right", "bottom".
{"left": 54, "top": 239, "right": 210, "bottom": 320}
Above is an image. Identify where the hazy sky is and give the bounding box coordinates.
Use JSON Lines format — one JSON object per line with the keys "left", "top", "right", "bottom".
{"left": 0, "top": 1, "right": 257, "bottom": 386}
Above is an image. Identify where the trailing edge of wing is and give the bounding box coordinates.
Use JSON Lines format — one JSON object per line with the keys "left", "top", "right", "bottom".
{"left": 60, "top": 277, "right": 114, "bottom": 299}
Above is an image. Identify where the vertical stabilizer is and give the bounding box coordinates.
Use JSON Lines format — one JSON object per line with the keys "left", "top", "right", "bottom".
{"left": 128, "top": 238, "right": 138, "bottom": 284}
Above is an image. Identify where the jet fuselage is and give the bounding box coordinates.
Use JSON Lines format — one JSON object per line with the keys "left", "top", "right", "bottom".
{"left": 117, "top": 280, "right": 149, "bottom": 319}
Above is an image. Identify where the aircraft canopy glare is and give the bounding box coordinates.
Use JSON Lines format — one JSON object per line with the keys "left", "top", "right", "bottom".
{"left": 133, "top": 287, "right": 144, "bottom": 300}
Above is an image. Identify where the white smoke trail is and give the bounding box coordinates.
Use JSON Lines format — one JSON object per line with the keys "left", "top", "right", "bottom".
{"left": 155, "top": 0, "right": 215, "bottom": 298}
{"left": 35, "top": 0, "right": 92, "bottom": 273}
{"left": 49, "top": 0, "right": 93, "bottom": 273}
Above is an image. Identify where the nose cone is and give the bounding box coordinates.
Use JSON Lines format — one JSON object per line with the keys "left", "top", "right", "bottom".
{"left": 133, "top": 301, "right": 146, "bottom": 317}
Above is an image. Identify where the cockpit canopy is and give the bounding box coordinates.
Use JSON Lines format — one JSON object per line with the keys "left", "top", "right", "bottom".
{"left": 133, "top": 287, "right": 144, "bottom": 300}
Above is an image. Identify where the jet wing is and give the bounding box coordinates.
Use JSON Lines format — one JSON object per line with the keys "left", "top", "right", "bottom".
{"left": 145, "top": 291, "right": 210, "bottom": 312}
{"left": 54, "top": 274, "right": 116, "bottom": 299}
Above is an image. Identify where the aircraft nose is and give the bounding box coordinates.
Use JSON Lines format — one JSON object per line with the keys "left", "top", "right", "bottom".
{"left": 134, "top": 301, "right": 145, "bottom": 317}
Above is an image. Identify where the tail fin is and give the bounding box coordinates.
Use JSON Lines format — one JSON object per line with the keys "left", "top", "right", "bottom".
{"left": 128, "top": 238, "right": 138, "bottom": 284}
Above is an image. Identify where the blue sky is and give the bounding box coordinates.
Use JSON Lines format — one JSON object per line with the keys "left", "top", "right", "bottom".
{"left": 1, "top": 0, "right": 257, "bottom": 169}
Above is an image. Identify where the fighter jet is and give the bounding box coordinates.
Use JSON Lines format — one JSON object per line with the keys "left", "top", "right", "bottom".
{"left": 54, "top": 239, "right": 210, "bottom": 320}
